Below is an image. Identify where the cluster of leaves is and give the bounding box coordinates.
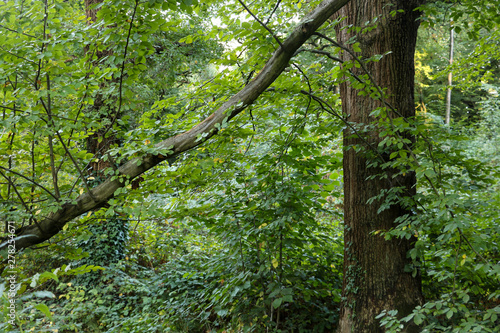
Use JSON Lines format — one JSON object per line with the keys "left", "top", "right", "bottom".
{"left": 376, "top": 114, "right": 500, "bottom": 332}
{"left": 356, "top": 108, "right": 500, "bottom": 332}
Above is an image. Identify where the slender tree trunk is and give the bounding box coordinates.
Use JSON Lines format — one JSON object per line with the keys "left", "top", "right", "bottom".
{"left": 334, "top": 1, "right": 424, "bottom": 332}
{"left": 445, "top": 27, "right": 454, "bottom": 125}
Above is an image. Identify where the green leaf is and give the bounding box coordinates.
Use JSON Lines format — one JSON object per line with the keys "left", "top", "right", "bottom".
{"left": 33, "top": 291, "right": 56, "bottom": 299}
{"left": 272, "top": 298, "right": 283, "bottom": 308}
{"left": 35, "top": 303, "right": 53, "bottom": 320}
{"left": 39, "top": 271, "right": 59, "bottom": 283}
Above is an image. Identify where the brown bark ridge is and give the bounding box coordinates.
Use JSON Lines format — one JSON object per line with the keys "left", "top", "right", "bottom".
{"left": 84, "top": 0, "right": 117, "bottom": 175}
{"left": 85, "top": 0, "right": 100, "bottom": 23}
{"left": 0, "top": 0, "right": 350, "bottom": 254}
{"left": 334, "top": 1, "right": 425, "bottom": 332}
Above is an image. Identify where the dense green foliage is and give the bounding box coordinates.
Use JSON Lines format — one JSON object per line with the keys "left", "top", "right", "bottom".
{"left": 0, "top": 0, "right": 499, "bottom": 332}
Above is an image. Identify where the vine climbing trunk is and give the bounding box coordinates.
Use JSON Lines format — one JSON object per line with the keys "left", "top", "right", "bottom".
{"left": 80, "top": 0, "right": 128, "bottom": 272}
{"left": 334, "top": 1, "right": 425, "bottom": 332}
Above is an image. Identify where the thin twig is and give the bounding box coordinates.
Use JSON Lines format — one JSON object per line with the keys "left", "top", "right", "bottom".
{"left": 265, "top": 0, "right": 282, "bottom": 25}
{"left": 294, "top": 48, "right": 343, "bottom": 63}
{"left": 0, "top": 46, "right": 36, "bottom": 64}
{"left": 0, "top": 166, "right": 59, "bottom": 201}
{"left": 299, "top": 90, "right": 381, "bottom": 156}
{"left": 458, "top": 227, "right": 488, "bottom": 263}
{"left": 0, "top": 24, "right": 36, "bottom": 38}
{"left": 293, "top": 48, "right": 365, "bottom": 83}
{"left": 46, "top": 73, "right": 61, "bottom": 199}
{"left": 102, "top": 0, "right": 140, "bottom": 139}
{"left": 0, "top": 170, "right": 44, "bottom": 234}
{"left": 38, "top": 94, "right": 97, "bottom": 201}
{"left": 275, "top": 64, "right": 312, "bottom": 163}
{"left": 237, "top": 0, "right": 283, "bottom": 48}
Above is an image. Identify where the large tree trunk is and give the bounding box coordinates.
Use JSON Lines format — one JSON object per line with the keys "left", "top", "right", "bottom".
{"left": 335, "top": 1, "right": 424, "bottom": 332}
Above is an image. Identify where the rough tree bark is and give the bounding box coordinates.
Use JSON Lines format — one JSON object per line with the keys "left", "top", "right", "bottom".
{"left": 334, "top": 1, "right": 425, "bottom": 332}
